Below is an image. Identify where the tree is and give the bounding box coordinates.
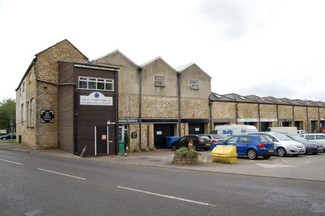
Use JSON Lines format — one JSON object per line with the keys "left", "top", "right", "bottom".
{"left": 0, "top": 98, "right": 16, "bottom": 133}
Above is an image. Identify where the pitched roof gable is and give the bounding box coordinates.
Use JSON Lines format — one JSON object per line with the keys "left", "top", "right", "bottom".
{"left": 36, "top": 39, "right": 88, "bottom": 60}
{"left": 93, "top": 49, "right": 138, "bottom": 68}
{"left": 140, "top": 56, "right": 176, "bottom": 72}
{"left": 177, "top": 63, "right": 211, "bottom": 79}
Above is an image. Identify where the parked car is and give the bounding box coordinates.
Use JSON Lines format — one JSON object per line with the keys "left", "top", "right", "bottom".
{"left": 171, "top": 134, "right": 212, "bottom": 151}
{"left": 249, "top": 132, "right": 306, "bottom": 157}
{"left": 299, "top": 133, "right": 325, "bottom": 152}
{"left": 0, "top": 132, "right": 16, "bottom": 141}
{"left": 286, "top": 134, "right": 319, "bottom": 155}
{"left": 201, "top": 134, "right": 224, "bottom": 144}
{"left": 211, "top": 134, "right": 274, "bottom": 160}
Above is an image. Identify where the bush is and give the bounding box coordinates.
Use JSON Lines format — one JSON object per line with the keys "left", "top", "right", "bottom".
{"left": 173, "top": 147, "right": 201, "bottom": 164}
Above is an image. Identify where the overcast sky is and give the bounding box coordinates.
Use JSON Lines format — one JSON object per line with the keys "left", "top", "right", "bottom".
{"left": 1, "top": 0, "right": 325, "bottom": 102}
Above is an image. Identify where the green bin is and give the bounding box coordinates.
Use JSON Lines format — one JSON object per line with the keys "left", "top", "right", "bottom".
{"left": 119, "top": 141, "right": 125, "bottom": 156}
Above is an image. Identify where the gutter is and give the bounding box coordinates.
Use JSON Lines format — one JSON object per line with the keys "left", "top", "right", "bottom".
{"left": 138, "top": 67, "right": 143, "bottom": 150}
{"left": 177, "top": 72, "right": 181, "bottom": 136}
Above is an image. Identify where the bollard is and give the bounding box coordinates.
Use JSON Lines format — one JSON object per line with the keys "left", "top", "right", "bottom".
{"left": 125, "top": 146, "right": 128, "bottom": 157}
{"left": 80, "top": 146, "right": 87, "bottom": 157}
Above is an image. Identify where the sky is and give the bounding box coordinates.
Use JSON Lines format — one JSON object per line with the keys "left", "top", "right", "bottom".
{"left": 1, "top": 0, "right": 325, "bottom": 102}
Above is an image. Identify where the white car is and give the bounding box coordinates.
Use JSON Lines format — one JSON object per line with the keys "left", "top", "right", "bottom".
{"left": 299, "top": 133, "right": 325, "bottom": 152}
{"left": 249, "top": 132, "right": 306, "bottom": 156}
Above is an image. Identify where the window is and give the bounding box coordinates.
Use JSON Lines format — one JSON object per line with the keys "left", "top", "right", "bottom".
{"left": 190, "top": 79, "right": 199, "bottom": 90}
{"left": 21, "top": 104, "right": 24, "bottom": 122}
{"left": 305, "top": 135, "right": 314, "bottom": 140}
{"left": 226, "top": 136, "right": 237, "bottom": 145}
{"left": 155, "top": 76, "right": 165, "bottom": 87}
{"left": 26, "top": 102, "right": 29, "bottom": 127}
{"left": 239, "top": 136, "right": 251, "bottom": 143}
{"left": 78, "top": 76, "right": 114, "bottom": 91}
{"left": 29, "top": 72, "right": 33, "bottom": 84}
{"left": 30, "top": 98, "right": 35, "bottom": 127}
{"left": 316, "top": 134, "right": 325, "bottom": 140}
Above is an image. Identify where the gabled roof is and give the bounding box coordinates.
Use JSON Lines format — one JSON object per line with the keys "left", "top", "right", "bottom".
{"left": 36, "top": 39, "right": 88, "bottom": 60}
{"left": 140, "top": 56, "right": 176, "bottom": 72}
{"left": 140, "top": 56, "right": 162, "bottom": 67}
{"left": 209, "top": 92, "right": 234, "bottom": 102}
{"left": 176, "top": 63, "right": 212, "bottom": 79}
{"left": 210, "top": 93, "right": 325, "bottom": 107}
{"left": 176, "top": 63, "right": 195, "bottom": 72}
{"left": 245, "top": 95, "right": 273, "bottom": 104}
{"left": 262, "top": 96, "right": 288, "bottom": 105}
{"left": 16, "top": 39, "right": 88, "bottom": 91}
{"left": 93, "top": 49, "right": 138, "bottom": 68}
{"left": 222, "top": 93, "right": 255, "bottom": 103}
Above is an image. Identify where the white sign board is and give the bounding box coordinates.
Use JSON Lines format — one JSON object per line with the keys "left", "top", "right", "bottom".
{"left": 80, "top": 92, "right": 113, "bottom": 106}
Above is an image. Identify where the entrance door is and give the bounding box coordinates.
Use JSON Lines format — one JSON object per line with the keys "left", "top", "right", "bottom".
{"left": 154, "top": 124, "right": 175, "bottom": 149}
{"left": 189, "top": 123, "right": 204, "bottom": 134}
{"left": 96, "top": 126, "right": 109, "bottom": 155}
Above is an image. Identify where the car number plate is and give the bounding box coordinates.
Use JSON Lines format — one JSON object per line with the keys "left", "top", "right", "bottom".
{"left": 268, "top": 150, "right": 274, "bottom": 153}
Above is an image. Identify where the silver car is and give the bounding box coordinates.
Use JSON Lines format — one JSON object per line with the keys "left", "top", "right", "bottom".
{"left": 286, "top": 134, "right": 319, "bottom": 155}
{"left": 249, "top": 132, "right": 306, "bottom": 157}
{"left": 299, "top": 133, "right": 325, "bottom": 153}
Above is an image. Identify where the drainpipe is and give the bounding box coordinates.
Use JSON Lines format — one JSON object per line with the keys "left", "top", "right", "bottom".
{"left": 114, "top": 69, "right": 119, "bottom": 155}
{"left": 73, "top": 87, "right": 78, "bottom": 155}
{"left": 257, "top": 103, "right": 261, "bottom": 131}
{"left": 317, "top": 107, "right": 321, "bottom": 132}
{"left": 177, "top": 72, "right": 181, "bottom": 136}
{"left": 306, "top": 106, "right": 309, "bottom": 132}
{"left": 209, "top": 99, "right": 213, "bottom": 133}
{"left": 292, "top": 106, "right": 295, "bottom": 127}
{"left": 276, "top": 105, "right": 279, "bottom": 127}
{"left": 138, "top": 67, "right": 143, "bottom": 150}
{"left": 235, "top": 102, "right": 238, "bottom": 124}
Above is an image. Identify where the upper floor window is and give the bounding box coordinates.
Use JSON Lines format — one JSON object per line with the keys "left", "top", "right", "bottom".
{"left": 155, "top": 76, "right": 165, "bottom": 87}
{"left": 29, "top": 98, "right": 35, "bottom": 128}
{"left": 190, "top": 79, "right": 199, "bottom": 90}
{"left": 78, "top": 76, "right": 114, "bottom": 91}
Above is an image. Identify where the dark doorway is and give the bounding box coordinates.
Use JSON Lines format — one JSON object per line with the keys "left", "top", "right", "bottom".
{"left": 261, "top": 122, "right": 271, "bottom": 131}
{"left": 154, "top": 124, "right": 175, "bottom": 149}
{"left": 96, "top": 126, "right": 109, "bottom": 155}
{"left": 189, "top": 123, "right": 204, "bottom": 134}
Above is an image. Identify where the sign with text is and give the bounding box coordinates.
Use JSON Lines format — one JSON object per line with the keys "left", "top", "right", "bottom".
{"left": 80, "top": 92, "right": 113, "bottom": 106}
{"left": 40, "top": 110, "right": 54, "bottom": 123}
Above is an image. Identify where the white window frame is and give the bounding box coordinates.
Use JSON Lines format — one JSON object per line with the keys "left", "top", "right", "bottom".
{"left": 190, "top": 79, "right": 199, "bottom": 90}
{"left": 78, "top": 76, "right": 114, "bottom": 91}
{"left": 155, "top": 76, "right": 165, "bottom": 87}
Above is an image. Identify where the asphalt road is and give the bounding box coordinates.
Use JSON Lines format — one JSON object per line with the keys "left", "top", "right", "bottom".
{"left": 1, "top": 149, "right": 325, "bottom": 216}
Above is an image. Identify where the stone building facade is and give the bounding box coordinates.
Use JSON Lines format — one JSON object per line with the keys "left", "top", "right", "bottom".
{"left": 210, "top": 93, "right": 325, "bottom": 133}
{"left": 16, "top": 39, "right": 88, "bottom": 150}
{"left": 16, "top": 39, "right": 325, "bottom": 155}
{"left": 94, "top": 52, "right": 212, "bottom": 152}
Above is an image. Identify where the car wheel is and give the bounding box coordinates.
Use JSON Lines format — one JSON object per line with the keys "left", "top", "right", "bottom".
{"left": 276, "top": 147, "right": 286, "bottom": 157}
{"left": 247, "top": 149, "right": 257, "bottom": 160}
{"left": 263, "top": 155, "right": 271, "bottom": 159}
{"left": 2, "top": 138, "right": 6, "bottom": 141}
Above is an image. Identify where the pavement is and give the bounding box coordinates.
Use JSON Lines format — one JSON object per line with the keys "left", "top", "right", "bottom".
{"left": 1, "top": 142, "right": 325, "bottom": 182}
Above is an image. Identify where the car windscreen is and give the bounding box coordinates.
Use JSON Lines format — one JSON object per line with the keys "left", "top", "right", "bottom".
{"left": 287, "top": 135, "right": 306, "bottom": 142}
{"left": 211, "top": 134, "right": 222, "bottom": 139}
{"left": 199, "top": 135, "right": 211, "bottom": 141}
{"left": 316, "top": 134, "right": 325, "bottom": 140}
{"left": 271, "top": 133, "right": 292, "bottom": 141}
{"left": 260, "top": 135, "right": 271, "bottom": 142}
